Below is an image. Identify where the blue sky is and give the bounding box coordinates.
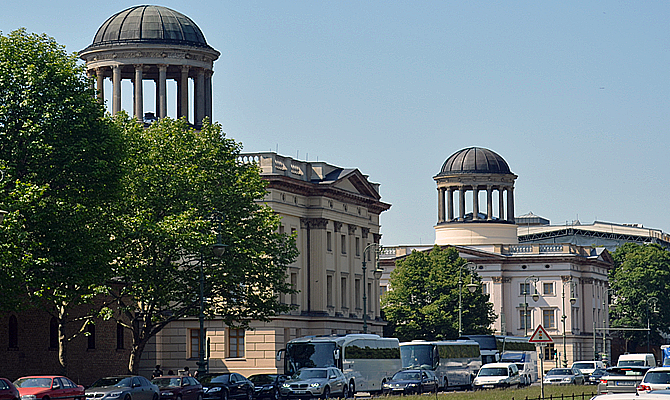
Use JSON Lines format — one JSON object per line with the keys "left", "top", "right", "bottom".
{"left": 2, "top": 1, "right": 669, "bottom": 245}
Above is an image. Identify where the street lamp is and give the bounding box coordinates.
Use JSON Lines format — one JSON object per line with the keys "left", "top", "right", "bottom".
{"left": 602, "top": 287, "right": 615, "bottom": 364}
{"left": 523, "top": 275, "right": 539, "bottom": 337}
{"left": 646, "top": 296, "right": 659, "bottom": 353}
{"left": 562, "top": 277, "right": 577, "bottom": 367}
{"left": 458, "top": 262, "right": 478, "bottom": 337}
{"left": 362, "top": 243, "right": 383, "bottom": 334}
{"left": 196, "top": 221, "right": 227, "bottom": 377}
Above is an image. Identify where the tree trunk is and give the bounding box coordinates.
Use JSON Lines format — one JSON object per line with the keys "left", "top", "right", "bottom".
{"left": 57, "top": 308, "right": 68, "bottom": 376}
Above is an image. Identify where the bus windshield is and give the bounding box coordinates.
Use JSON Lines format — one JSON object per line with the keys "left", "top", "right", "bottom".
{"left": 400, "top": 344, "right": 433, "bottom": 369}
{"left": 286, "top": 342, "right": 337, "bottom": 375}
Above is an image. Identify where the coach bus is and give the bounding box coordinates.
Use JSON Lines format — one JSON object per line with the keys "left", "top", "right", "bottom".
{"left": 400, "top": 340, "right": 482, "bottom": 390}
{"left": 278, "top": 334, "right": 401, "bottom": 395}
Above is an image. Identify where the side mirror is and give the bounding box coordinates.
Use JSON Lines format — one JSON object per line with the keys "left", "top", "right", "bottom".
{"left": 276, "top": 349, "right": 284, "bottom": 362}
{"left": 334, "top": 349, "right": 340, "bottom": 360}
{"left": 329, "top": 375, "right": 336, "bottom": 380}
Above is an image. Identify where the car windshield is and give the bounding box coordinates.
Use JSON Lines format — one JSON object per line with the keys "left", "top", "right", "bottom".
{"left": 248, "top": 375, "right": 276, "bottom": 385}
{"left": 208, "top": 375, "right": 230, "bottom": 384}
{"left": 547, "top": 369, "right": 572, "bottom": 376}
{"left": 14, "top": 378, "right": 52, "bottom": 388}
{"left": 392, "top": 372, "right": 420, "bottom": 381}
{"left": 478, "top": 368, "right": 507, "bottom": 377}
{"left": 295, "top": 370, "right": 327, "bottom": 379}
{"left": 592, "top": 369, "right": 605, "bottom": 375}
{"left": 152, "top": 378, "right": 182, "bottom": 388}
{"left": 572, "top": 363, "right": 594, "bottom": 369}
{"left": 644, "top": 372, "right": 670, "bottom": 384}
{"left": 90, "top": 377, "right": 132, "bottom": 388}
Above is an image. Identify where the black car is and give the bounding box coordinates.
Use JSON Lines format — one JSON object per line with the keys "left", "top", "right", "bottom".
{"left": 587, "top": 368, "right": 607, "bottom": 385}
{"left": 200, "top": 374, "right": 253, "bottom": 400}
{"left": 382, "top": 369, "right": 438, "bottom": 395}
{"left": 247, "top": 375, "right": 287, "bottom": 400}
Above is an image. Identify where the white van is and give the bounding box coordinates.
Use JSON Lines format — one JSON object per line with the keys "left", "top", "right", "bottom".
{"left": 571, "top": 360, "right": 605, "bottom": 376}
{"left": 501, "top": 351, "right": 538, "bottom": 386}
{"left": 472, "top": 362, "right": 521, "bottom": 390}
{"left": 617, "top": 353, "right": 656, "bottom": 367}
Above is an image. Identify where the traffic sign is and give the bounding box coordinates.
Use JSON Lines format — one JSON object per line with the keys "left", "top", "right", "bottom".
{"left": 529, "top": 324, "right": 553, "bottom": 343}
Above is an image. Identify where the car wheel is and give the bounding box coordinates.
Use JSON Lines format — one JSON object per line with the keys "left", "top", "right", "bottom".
{"left": 197, "top": 394, "right": 203, "bottom": 400}
{"left": 153, "top": 393, "right": 159, "bottom": 400}
{"left": 322, "top": 387, "right": 330, "bottom": 399}
{"left": 176, "top": 395, "right": 182, "bottom": 400}
{"left": 348, "top": 382, "right": 354, "bottom": 398}
{"left": 221, "top": 391, "right": 229, "bottom": 400}
{"left": 272, "top": 388, "right": 279, "bottom": 400}
{"left": 247, "top": 389, "right": 253, "bottom": 400}
{"left": 340, "top": 385, "right": 347, "bottom": 399}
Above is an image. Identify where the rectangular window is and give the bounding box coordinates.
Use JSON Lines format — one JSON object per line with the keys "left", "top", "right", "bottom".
{"left": 327, "top": 275, "right": 333, "bottom": 307}
{"left": 86, "top": 323, "right": 95, "bottom": 350}
{"left": 520, "top": 282, "right": 530, "bottom": 295}
{"left": 543, "top": 309, "right": 555, "bottom": 328}
{"left": 190, "top": 329, "right": 201, "bottom": 358}
{"left": 341, "top": 277, "right": 347, "bottom": 308}
{"left": 355, "top": 279, "right": 361, "bottom": 309}
{"left": 228, "top": 328, "right": 245, "bottom": 358}
{"left": 544, "top": 343, "right": 555, "bottom": 360}
{"left": 341, "top": 235, "right": 347, "bottom": 254}
{"left": 290, "top": 273, "right": 298, "bottom": 305}
{"left": 355, "top": 237, "right": 360, "bottom": 256}
{"left": 520, "top": 309, "right": 531, "bottom": 329}
{"left": 290, "top": 227, "right": 297, "bottom": 236}
{"left": 279, "top": 225, "right": 284, "bottom": 234}
{"left": 327, "top": 232, "right": 332, "bottom": 252}
{"left": 543, "top": 282, "right": 554, "bottom": 295}
{"left": 482, "top": 283, "right": 488, "bottom": 295}
{"left": 116, "top": 323, "right": 124, "bottom": 350}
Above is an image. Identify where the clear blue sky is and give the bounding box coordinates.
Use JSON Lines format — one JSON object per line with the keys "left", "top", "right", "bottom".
{"left": 2, "top": 1, "right": 669, "bottom": 245}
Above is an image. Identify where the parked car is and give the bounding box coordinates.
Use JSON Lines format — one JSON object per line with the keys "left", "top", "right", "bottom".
{"left": 638, "top": 367, "right": 670, "bottom": 392}
{"left": 279, "top": 368, "right": 347, "bottom": 399}
{"left": 85, "top": 376, "right": 159, "bottom": 400}
{"left": 0, "top": 378, "right": 19, "bottom": 400}
{"left": 199, "top": 373, "right": 253, "bottom": 400}
{"left": 151, "top": 376, "right": 203, "bottom": 400}
{"left": 472, "top": 362, "right": 521, "bottom": 390}
{"left": 14, "top": 376, "right": 84, "bottom": 400}
{"left": 381, "top": 369, "right": 437, "bottom": 395}
{"left": 587, "top": 368, "right": 607, "bottom": 385}
{"left": 247, "top": 374, "right": 287, "bottom": 400}
{"left": 590, "top": 390, "right": 670, "bottom": 400}
{"left": 597, "top": 366, "right": 651, "bottom": 394}
{"left": 543, "top": 368, "right": 585, "bottom": 385}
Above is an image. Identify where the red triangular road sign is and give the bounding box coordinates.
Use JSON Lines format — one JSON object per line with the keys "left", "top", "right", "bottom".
{"left": 529, "top": 324, "right": 554, "bottom": 343}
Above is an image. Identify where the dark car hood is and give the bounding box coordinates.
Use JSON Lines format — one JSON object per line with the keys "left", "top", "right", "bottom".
{"left": 86, "top": 386, "right": 131, "bottom": 393}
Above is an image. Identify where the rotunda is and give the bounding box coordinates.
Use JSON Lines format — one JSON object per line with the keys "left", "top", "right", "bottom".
{"left": 434, "top": 147, "right": 518, "bottom": 245}
{"left": 80, "top": 5, "right": 220, "bottom": 127}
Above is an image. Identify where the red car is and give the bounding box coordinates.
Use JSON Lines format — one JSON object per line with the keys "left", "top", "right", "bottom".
{"left": 14, "top": 376, "right": 84, "bottom": 400}
{"left": 151, "top": 376, "right": 203, "bottom": 400}
{"left": 0, "top": 378, "right": 19, "bottom": 400}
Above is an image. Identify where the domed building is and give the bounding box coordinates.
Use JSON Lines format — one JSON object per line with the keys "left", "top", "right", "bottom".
{"left": 80, "top": 5, "right": 220, "bottom": 127}
{"left": 434, "top": 147, "right": 518, "bottom": 245}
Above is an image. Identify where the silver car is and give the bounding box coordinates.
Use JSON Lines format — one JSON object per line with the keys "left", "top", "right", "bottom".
{"left": 279, "top": 368, "right": 347, "bottom": 399}
{"left": 543, "top": 368, "right": 585, "bottom": 385}
{"left": 86, "top": 376, "right": 159, "bottom": 400}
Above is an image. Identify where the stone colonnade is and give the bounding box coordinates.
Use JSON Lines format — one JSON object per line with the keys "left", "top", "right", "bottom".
{"left": 437, "top": 184, "right": 515, "bottom": 223}
{"left": 88, "top": 63, "right": 213, "bottom": 127}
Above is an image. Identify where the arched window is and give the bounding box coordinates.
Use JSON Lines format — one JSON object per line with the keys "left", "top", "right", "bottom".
{"left": 49, "top": 317, "right": 58, "bottom": 350}
{"left": 8, "top": 315, "right": 18, "bottom": 349}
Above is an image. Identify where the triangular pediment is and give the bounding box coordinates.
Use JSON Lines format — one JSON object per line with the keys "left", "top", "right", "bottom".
{"left": 324, "top": 169, "right": 382, "bottom": 200}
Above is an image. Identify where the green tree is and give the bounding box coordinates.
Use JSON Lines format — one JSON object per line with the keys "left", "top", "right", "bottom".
{"left": 0, "top": 29, "right": 123, "bottom": 373}
{"left": 381, "top": 246, "right": 495, "bottom": 342}
{"left": 609, "top": 243, "right": 670, "bottom": 349}
{"left": 109, "top": 115, "right": 298, "bottom": 373}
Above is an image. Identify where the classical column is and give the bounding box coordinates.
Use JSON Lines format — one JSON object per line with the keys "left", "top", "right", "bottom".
{"left": 498, "top": 186, "right": 505, "bottom": 221}
{"left": 486, "top": 185, "right": 493, "bottom": 220}
{"left": 473, "top": 186, "right": 479, "bottom": 220}
{"left": 458, "top": 186, "right": 465, "bottom": 221}
{"left": 158, "top": 64, "right": 167, "bottom": 118}
{"left": 507, "top": 186, "right": 515, "bottom": 223}
{"left": 437, "top": 187, "right": 445, "bottom": 223}
{"left": 95, "top": 68, "right": 105, "bottom": 104}
{"left": 134, "top": 64, "right": 144, "bottom": 121}
{"left": 447, "top": 187, "right": 454, "bottom": 221}
{"left": 195, "top": 69, "right": 205, "bottom": 127}
{"left": 112, "top": 65, "right": 121, "bottom": 115}
{"left": 178, "top": 66, "right": 190, "bottom": 121}
{"left": 205, "top": 70, "right": 213, "bottom": 121}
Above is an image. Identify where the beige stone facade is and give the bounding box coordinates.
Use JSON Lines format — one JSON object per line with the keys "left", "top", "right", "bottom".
{"left": 139, "top": 153, "right": 391, "bottom": 376}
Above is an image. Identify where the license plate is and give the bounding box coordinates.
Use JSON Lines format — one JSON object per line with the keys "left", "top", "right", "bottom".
{"left": 293, "top": 390, "right": 307, "bottom": 394}
{"left": 616, "top": 381, "right": 635, "bottom": 386}
{"left": 483, "top": 385, "right": 494, "bottom": 388}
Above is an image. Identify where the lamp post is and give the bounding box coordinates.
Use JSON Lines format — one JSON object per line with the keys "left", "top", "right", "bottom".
{"left": 561, "top": 278, "right": 577, "bottom": 367}
{"left": 602, "top": 287, "right": 615, "bottom": 363}
{"left": 523, "top": 276, "right": 539, "bottom": 337}
{"left": 646, "top": 296, "right": 659, "bottom": 353}
{"left": 362, "top": 243, "right": 383, "bottom": 334}
{"left": 458, "top": 262, "right": 478, "bottom": 337}
{"left": 196, "top": 222, "right": 227, "bottom": 377}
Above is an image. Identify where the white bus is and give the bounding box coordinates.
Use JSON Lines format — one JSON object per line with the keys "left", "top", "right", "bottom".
{"left": 279, "top": 334, "right": 401, "bottom": 395}
{"left": 399, "top": 340, "right": 482, "bottom": 390}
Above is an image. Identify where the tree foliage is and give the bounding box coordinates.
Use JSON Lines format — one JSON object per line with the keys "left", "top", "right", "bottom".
{"left": 0, "top": 29, "right": 123, "bottom": 373}
{"left": 109, "top": 115, "right": 298, "bottom": 373}
{"left": 381, "top": 246, "right": 495, "bottom": 342}
{"left": 609, "top": 243, "right": 670, "bottom": 348}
